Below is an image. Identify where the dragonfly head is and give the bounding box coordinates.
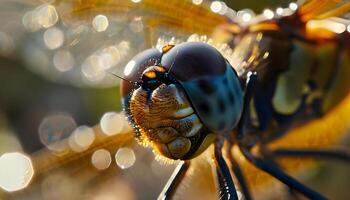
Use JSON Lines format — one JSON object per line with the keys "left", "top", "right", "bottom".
{"left": 122, "top": 42, "right": 244, "bottom": 160}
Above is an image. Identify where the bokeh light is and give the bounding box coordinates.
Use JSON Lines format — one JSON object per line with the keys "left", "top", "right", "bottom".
{"left": 242, "top": 13, "right": 252, "bottom": 22}
{"left": 209, "top": 1, "right": 228, "bottom": 15}
{"left": 192, "top": 0, "right": 203, "bottom": 5}
{"left": 263, "top": 9, "right": 274, "bottom": 19}
{"left": 100, "top": 112, "right": 124, "bottom": 135}
{"left": 289, "top": 2, "right": 298, "bottom": 11}
{"left": 21, "top": 4, "right": 58, "bottom": 32}
{"left": 22, "top": 10, "right": 41, "bottom": 32}
{"left": 237, "top": 9, "right": 255, "bottom": 22}
{"left": 53, "top": 50, "right": 75, "bottom": 72}
{"left": 210, "top": 1, "right": 223, "bottom": 13}
{"left": 131, "top": 0, "right": 142, "bottom": 3}
{"left": 82, "top": 55, "right": 106, "bottom": 82}
{"left": 19, "top": 3, "right": 134, "bottom": 88}
{"left": 276, "top": 7, "right": 284, "bottom": 16}
{"left": 115, "top": 147, "right": 136, "bottom": 169}
{"left": 38, "top": 113, "right": 77, "bottom": 152}
{"left": 99, "top": 46, "right": 121, "bottom": 69}
{"left": 69, "top": 126, "right": 95, "bottom": 152}
{"left": 43, "top": 27, "right": 64, "bottom": 50}
{"left": 0, "top": 153, "right": 34, "bottom": 192}
{"left": 92, "top": 15, "right": 109, "bottom": 32}
{"left": 36, "top": 5, "right": 59, "bottom": 28}
{"left": 91, "top": 149, "right": 112, "bottom": 170}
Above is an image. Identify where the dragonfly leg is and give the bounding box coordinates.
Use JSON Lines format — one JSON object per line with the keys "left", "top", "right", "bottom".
{"left": 213, "top": 138, "right": 239, "bottom": 200}
{"left": 226, "top": 143, "right": 252, "bottom": 200}
{"left": 237, "top": 71, "right": 258, "bottom": 139}
{"left": 239, "top": 146, "right": 327, "bottom": 200}
{"left": 157, "top": 160, "right": 190, "bottom": 200}
{"left": 270, "top": 148, "right": 350, "bottom": 163}
{"left": 259, "top": 146, "right": 301, "bottom": 200}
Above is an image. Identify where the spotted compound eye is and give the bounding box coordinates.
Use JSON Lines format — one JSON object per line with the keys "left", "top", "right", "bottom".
{"left": 160, "top": 42, "right": 244, "bottom": 134}
{"left": 121, "top": 42, "right": 244, "bottom": 160}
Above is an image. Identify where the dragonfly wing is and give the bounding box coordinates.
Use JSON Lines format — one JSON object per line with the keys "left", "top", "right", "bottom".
{"left": 57, "top": 0, "right": 226, "bottom": 37}
{"left": 2, "top": 0, "right": 228, "bottom": 88}
{"left": 298, "top": 0, "right": 350, "bottom": 20}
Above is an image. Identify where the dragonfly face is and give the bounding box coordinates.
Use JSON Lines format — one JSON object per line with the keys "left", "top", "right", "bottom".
{"left": 140, "top": 66, "right": 171, "bottom": 91}
{"left": 122, "top": 42, "right": 244, "bottom": 160}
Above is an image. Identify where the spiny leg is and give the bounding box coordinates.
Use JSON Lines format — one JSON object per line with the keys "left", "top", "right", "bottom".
{"left": 157, "top": 160, "right": 190, "bottom": 200}
{"left": 213, "top": 139, "right": 239, "bottom": 200}
{"left": 270, "top": 148, "right": 350, "bottom": 162}
{"left": 214, "top": 165, "right": 234, "bottom": 200}
{"left": 239, "top": 146, "right": 327, "bottom": 200}
{"left": 226, "top": 143, "right": 252, "bottom": 200}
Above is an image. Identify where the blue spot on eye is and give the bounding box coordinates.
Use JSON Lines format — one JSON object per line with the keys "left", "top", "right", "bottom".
{"left": 198, "top": 102, "right": 211, "bottom": 114}
{"left": 228, "top": 92, "right": 234, "bottom": 104}
{"left": 218, "top": 99, "right": 226, "bottom": 113}
{"left": 198, "top": 80, "right": 215, "bottom": 95}
{"left": 223, "top": 77, "right": 228, "bottom": 86}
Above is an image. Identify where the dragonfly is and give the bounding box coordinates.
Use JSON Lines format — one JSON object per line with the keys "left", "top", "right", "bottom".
{"left": 1, "top": 0, "right": 350, "bottom": 200}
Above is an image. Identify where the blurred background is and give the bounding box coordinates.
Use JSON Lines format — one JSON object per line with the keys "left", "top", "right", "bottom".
{"left": 0, "top": 0, "right": 349, "bottom": 199}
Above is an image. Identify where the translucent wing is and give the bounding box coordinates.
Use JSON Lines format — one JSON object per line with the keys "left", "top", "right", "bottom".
{"left": 298, "top": 0, "right": 350, "bottom": 21}
{"left": 1, "top": 0, "right": 227, "bottom": 88}
{"left": 296, "top": 0, "right": 350, "bottom": 40}
{"left": 57, "top": 0, "right": 226, "bottom": 36}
